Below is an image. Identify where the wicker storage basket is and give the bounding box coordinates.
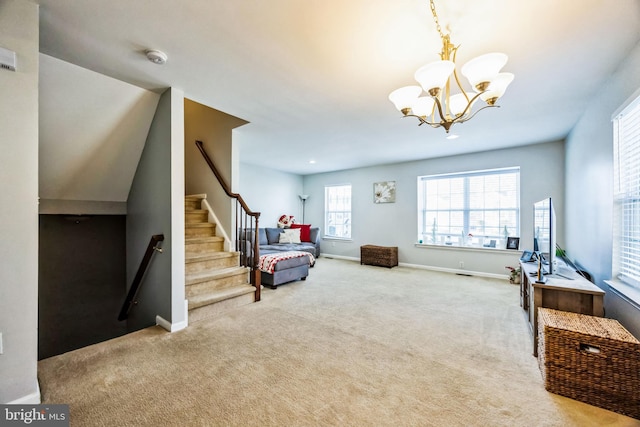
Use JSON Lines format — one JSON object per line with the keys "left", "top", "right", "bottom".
{"left": 538, "top": 308, "right": 640, "bottom": 419}
{"left": 360, "top": 245, "right": 398, "bottom": 268}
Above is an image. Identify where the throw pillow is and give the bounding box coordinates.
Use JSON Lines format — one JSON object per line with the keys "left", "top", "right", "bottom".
{"left": 278, "top": 232, "right": 293, "bottom": 244}
{"left": 279, "top": 228, "right": 301, "bottom": 244}
{"left": 291, "top": 223, "right": 311, "bottom": 242}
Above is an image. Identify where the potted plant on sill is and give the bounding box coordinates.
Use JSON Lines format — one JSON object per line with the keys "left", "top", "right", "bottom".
{"left": 505, "top": 266, "right": 521, "bottom": 284}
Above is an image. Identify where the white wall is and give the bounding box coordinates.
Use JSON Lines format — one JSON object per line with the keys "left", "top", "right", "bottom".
{"left": 0, "top": 0, "right": 40, "bottom": 404}
{"left": 302, "top": 141, "right": 565, "bottom": 276}
{"left": 566, "top": 40, "right": 640, "bottom": 338}
{"left": 239, "top": 163, "right": 304, "bottom": 227}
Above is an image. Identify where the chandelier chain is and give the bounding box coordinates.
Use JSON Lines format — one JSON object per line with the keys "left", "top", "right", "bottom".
{"left": 429, "top": 0, "right": 445, "bottom": 39}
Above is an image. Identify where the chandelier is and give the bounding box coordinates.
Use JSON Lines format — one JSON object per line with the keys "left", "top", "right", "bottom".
{"left": 389, "top": 0, "right": 514, "bottom": 133}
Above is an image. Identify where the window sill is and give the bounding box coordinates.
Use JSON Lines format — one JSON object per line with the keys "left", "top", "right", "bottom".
{"left": 322, "top": 236, "right": 353, "bottom": 242}
{"left": 414, "top": 243, "right": 520, "bottom": 254}
{"left": 604, "top": 279, "right": 640, "bottom": 310}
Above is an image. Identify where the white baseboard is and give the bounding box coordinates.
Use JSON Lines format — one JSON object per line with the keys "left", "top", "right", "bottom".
{"left": 399, "top": 262, "right": 507, "bottom": 280}
{"left": 320, "top": 253, "right": 508, "bottom": 280}
{"left": 8, "top": 384, "right": 41, "bottom": 404}
{"left": 155, "top": 300, "right": 189, "bottom": 332}
{"left": 320, "top": 254, "right": 359, "bottom": 262}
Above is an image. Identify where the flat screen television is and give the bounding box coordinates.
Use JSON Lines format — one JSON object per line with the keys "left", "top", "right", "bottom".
{"left": 533, "top": 197, "right": 556, "bottom": 274}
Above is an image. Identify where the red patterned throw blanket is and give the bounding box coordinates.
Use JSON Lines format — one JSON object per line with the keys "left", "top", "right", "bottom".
{"left": 258, "top": 251, "right": 315, "bottom": 274}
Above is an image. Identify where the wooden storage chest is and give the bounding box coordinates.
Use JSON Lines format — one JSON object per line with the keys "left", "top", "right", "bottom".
{"left": 538, "top": 308, "right": 640, "bottom": 419}
{"left": 360, "top": 245, "right": 398, "bottom": 268}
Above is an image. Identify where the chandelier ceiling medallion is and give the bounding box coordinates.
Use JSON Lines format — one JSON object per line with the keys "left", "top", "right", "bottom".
{"left": 389, "top": 0, "right": 514, "bottom": 133}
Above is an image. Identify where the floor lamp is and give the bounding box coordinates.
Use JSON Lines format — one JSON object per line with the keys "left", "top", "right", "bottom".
{"left": 299, "top": 194, "right": 309, "bottom": 223}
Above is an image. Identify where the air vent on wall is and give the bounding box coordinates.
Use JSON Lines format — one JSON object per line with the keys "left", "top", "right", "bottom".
{"left": 0, "top": 46, "right": 16, "bottom": 71}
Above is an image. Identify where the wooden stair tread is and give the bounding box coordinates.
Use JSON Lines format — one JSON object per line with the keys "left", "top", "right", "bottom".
{"left": 185, "top": 236, "right": 224, "bottom": 243}
{"left": 185, "top": 251, "right": 239, "bottom": 263}
{"left": 185, "top": 194, "right": 207, "bottom": 201}
{"left": 185, "top": 223, "right": 215, "bottom": 228}
{"left": 186, "top": 266, "right": 249, "bottom": 285}
{"left": 188, "top": 285, "right": 256, "bottom": 310}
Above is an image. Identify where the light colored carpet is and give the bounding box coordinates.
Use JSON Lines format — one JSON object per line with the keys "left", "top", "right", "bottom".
{"left": 38, "top": 258, "right": 640, "bottom": 426}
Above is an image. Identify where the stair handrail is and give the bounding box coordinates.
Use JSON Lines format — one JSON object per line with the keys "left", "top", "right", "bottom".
{"left": 195, "top": 140, "right": 261, "bottom": 301}
{"left": 118, "top": 234, "right": 164, "bottom": 321}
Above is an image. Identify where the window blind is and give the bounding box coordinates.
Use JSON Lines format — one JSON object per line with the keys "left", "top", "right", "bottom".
{"left": 613, "top": 96, "right": 640, "bottom": 288}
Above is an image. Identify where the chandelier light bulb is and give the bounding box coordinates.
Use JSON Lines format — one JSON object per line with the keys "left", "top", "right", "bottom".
{"left": 411, "top": 97, "right": 436, "bottom": 118}
{"left": 388, "top": 86, "right": 422, "bottom": 115}
{"left": 414, "top": 60, "right": 455, "bottom": 95}
{"left": 461, "top": 52, "right": 508, "bottom": 92}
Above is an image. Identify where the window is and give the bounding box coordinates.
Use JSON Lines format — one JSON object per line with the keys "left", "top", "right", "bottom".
{"left": 613, "top": 95, "right": 640, "bottom": 291}
{"left": 325, "top": 184, "right": 351, "bottom": 238}
{"left": 417, "top": 167, "right": 520, "bottom": 247}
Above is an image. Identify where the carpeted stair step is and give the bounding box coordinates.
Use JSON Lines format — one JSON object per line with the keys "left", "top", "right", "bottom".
{"left": 185, "top": 251, "right": 240, "bottom": 275}
{"left": 186, "top": 236, "right": 224, "bottom": 255}
{"left": 186, "top": 266, "right": 250, "bottom": 297}
{"left": 186, "top": 209, "right": 209, "bottom": 224}
{"left": 185, "top": 194, "right": 206, "bottom": 210}
{"left": 185, "top": 222, "right": 216, "bottom": 238}
{"left": 183, "top": 193, "right": 258, "bottom": 324}
{"left": 187, "top": 284, "right": 256, "bottom": 310}
{"left": 187, "top": 285, "right": 256, "bottom": 323}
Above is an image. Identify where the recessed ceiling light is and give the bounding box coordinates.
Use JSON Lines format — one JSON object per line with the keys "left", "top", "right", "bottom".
{"left": 309, "top": 160, "right": 316, "bottom": 164}
{"left": 446, "top": 134, "right": 459, "bottom": 140}
{"left": 145, "top": 49, "right": 167, "bottom": 65}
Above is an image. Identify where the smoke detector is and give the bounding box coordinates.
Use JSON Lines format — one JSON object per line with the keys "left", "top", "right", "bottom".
{"left": 145, "top": 49, "right": 167, "bottom": 65}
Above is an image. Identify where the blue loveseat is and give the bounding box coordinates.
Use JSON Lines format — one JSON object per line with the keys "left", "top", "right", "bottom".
{"left": 258, "top": 227, "right": 321, "bottom": 257}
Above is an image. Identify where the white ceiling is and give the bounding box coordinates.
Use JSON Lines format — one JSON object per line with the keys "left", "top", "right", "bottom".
{"left": 37, "top": 0, "right": 640, "bottom": 178}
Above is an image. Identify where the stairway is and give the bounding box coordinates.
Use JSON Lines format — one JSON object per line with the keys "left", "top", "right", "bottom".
{"left": 185, "top": 194, "right": 257, "bottom": 323}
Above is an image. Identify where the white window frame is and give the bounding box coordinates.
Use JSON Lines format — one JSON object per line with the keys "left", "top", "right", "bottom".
{"left": 417, "top": 167, "right": 520, "bottom": 248}
{"left": 324, "top": 184, "right": 351, "bottom": 239}
{"left": 612, "top": 93, "right": 640, "bottom": 293}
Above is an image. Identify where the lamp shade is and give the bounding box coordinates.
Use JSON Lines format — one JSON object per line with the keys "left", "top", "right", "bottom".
{"left": 411, "top": 96, "right": 436, "bottom": 118}
{"left": 414, "top": 60, "right": 455, "bottom": 94}
{"left": 480, "top": 72, "right": 514, "bottom": 104}
{"left": 461, "top": 53, "right": 508, "bottom": 91}
{"left": 389, "top": 86, "right": 422, "bottom": 113}
{"left": 449, "top": 93, "right": 476, "bottom": 117}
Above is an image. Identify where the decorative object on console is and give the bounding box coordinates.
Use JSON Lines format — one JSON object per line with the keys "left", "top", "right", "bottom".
{"left": 388, "top": 0, "right": 513, "bottom": 133}
{"left": 374, "top": 181, "right": 396, "bottom": 203}
{"left": 277, "top": 214, "right": 295, "bottom": 228}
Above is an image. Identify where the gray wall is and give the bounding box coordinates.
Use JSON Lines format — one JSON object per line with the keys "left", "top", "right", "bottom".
{"left": 0, "top": 0, "right": 40, "bottom": 404}
{"left": 301, "top": 141, "right": 565, "bottom": 276}
{"left": 126, "top": 88, "right": 185, "bottom": 332}
{"left": 38, "top": 215, "right": 127, "bottom": 360}
{"left": 566, "top": 40, "right": 640, "bottom": 338}
{"left": 239, "top": 164, "right": 304, "bottom": 227}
